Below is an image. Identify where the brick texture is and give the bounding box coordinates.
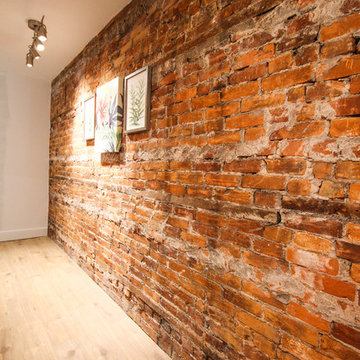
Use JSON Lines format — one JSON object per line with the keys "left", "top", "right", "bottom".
{"left": 49, "top": 0, "right": 360, "bottom": 359}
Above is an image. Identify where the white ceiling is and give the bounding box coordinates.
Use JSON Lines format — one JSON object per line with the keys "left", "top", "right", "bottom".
{"left": 0, "top": 0, "right": 131, "bottom": 84}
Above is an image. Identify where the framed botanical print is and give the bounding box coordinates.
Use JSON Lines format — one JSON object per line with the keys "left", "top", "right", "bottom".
{"left": 84, "top": 95, "right": 95, "bottom": 140}
{"left": 124, "top": 66, "right": 151, "bottom": 134}
{"left": 95, "top": 77, "right": 124, "bottom": 153}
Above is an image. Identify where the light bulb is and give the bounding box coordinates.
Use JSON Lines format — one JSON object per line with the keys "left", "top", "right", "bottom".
{"left": 30, "top": 46, "right": 40, "bottom": 60}
{"left": 37, "top": 25, "right": 47, "bottom": 42}
{"left": 26, "top": 53, "right": 33, "bottom": 67}
{"left": 34, "top": 38, "right": 45, "bottom": 51}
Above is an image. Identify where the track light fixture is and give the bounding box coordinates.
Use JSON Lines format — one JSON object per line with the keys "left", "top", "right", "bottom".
{"left": 25, "top": 15, "right": 47, "bottom": 68}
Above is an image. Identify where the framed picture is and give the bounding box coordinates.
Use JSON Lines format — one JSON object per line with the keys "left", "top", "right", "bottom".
{"left": 95, "top": 77, "right": 124, "bottom": 153}
{"left": 84, "top": 95, "right": 95, "bottom": 140}
{"left": 124, "top": 66, "right": 151, "bottom": 134}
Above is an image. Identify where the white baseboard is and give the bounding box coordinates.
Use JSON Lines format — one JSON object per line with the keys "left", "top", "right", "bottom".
{"left": 0, "top": 227, "right": 48, "bottom": 242}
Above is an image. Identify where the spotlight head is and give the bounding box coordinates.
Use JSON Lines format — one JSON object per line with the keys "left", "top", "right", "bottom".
{"left": 34, "top": 38, "right": 45, "bottom": 52}
{"left": 30, "top": 45, "right": 40, "bottom": 60}
{"left": 26, "top": 53, "right": 34, "bottom": 67}
{"left": 37, "top": 24, "right": 47, "bottom": 42}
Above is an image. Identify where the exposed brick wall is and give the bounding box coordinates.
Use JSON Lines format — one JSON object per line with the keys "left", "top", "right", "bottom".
{"left": 49, "top": 0, "right": 360, "bottom": 359}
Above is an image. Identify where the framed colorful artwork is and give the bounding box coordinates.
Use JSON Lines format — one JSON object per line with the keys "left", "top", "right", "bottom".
{"left": 124, "top": 66, "right": 151, "bottom": 134}
{"left": 95, "top": 77, "right": 124, "bottom": 153}
{"left": 84, "top": 95, "right": 95, "bottom": 140}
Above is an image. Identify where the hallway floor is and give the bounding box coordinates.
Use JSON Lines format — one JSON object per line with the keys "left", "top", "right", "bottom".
{"left": 0, "top": 237, "right": 170, "bottom": 360}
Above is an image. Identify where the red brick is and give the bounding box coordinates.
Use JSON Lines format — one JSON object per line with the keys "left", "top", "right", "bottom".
{"left": 226, "top": 113, "right": 264, "bottom": 129}
{"left": 313, "top": 162, "right": 333, "bottom": 179}
{"left": 271, "top": 121, "right": 325, "bottom": 140}
{"left": 215, "top": 188, "right": 252, "bottom": 204}
{"left": 167, "top": 216, "right": 189, "bottom": 230}
{"left": 318, "top": 181, "right": 345, "bottom": 199}
{"left": 237, "top": 309, "right": 280, "bottom": 343}
{"left": 222, "top": 81, "right": 259, "bottom": 101}
{"left": 242, "top": 174, "right": 286, "bottom": 190}
{"left": 288, "top": 86, "right": 305, "bottom": 102}
{"left": 266, "top": 159, "right": 306, "bottom": 175}
{"left": 264, "top": 226, "right": 292, "bottom": 244}
{"left": 224, "top": 159, "right": 262, "bottom": 173}
{"left": 292, "top": 265, "right": 356, "bottom": 301}
{"left": 199, "top": 61, "right": 230, "bottom": 82}
{"left": 269, "top": 53, "right": 293, "bottom": 74}
{"left": 350, "top": 75, "right": 360, "bottom": 94}
{"left": 192, "top": 93, "right": 220, "bottom": 110}
{"left": 194, "top": 119, "right": 223, "bottom": 135}
{"left": 330, "top": 118, "right": 360, "bottom": 137}
{"left": 175, "top": 87, "right": 197, "bottom": 102}
{"left": 280, "top": 140, "right": 305, "bottom": 156}
{"left": 345, "top": 222, "right": 360, "bottom": 244}
{"left": 293, "top": 232, "right": 332, "bottom": 254}
{"left": 321, "top": 335, "right": 360, "bottom": 360}
{"left": 350, "top": 183, "right": 360, "bottom": 201}
{"left": 208, "top": 131, "right": 240, "bottom": 145}
{"left": 196, "top": 211, "right": 227, "bottom": 227}
{"left": 229, "top": 63, "right": 267, "bottom": 85}
{"left": 262, "top": 65, "right": 313, "bottom": 91}
{"left": 244, "top": 126, "right": 265, "bottom": 141}
{"left": 336, "top": 241, "right": 360, "bottom": 263}
{"left": 255, "top": 192, "right": 278, "bottom": 207}
{"left": 235, "top": 43, "right": 275, "bottom": 68}
{"left": 205, "top": 102, "right": 239, "bottom": 120}
{"left": 320, "top": 12, "right": 360, "bottom": 41}
{"left": 181, "top": 232, "right": 207, "bottom": 248}
{"left": 296, "top": 104, "right": 315, "bottom": 122}
{"left": 178, "top": 172, "right": 204, "bottom": 184}
{"left": 205, "top": 173, "right": 238, "bottom": 187}
{"left": 242, "top": 93, "right": 286, "bottom": 112}
{"left": 306, "top": 81, "right": 345, "bottom": 102}
{"left": 294, "top": 44, "right": 319, "bottom": 66}
{"left": 285, "top": 214, "right": 342, "bottom": 237}
{"left": 351, "top": 263, "right": 360, "bottom": 283}
{"left": 254, "top": 238, "right": 283, "bottom": 258}
{"left": 244, "top": 251, "right": 288, "bottom": 272}
{"left": 321, "top": 36, "right": 355, "bottom": 59}
{"left": 323, "top": 55, "right": 360, "bottom": 81}
{"left": 331, "top": 96, "right": 360, "bottom": 117}
{"left": 333, "top": 322, "right": 360, "bottom": 351}
{"left": 242, "top": 280, "right": 286, "bottom": 311}
{"left": 336, "top": 161, "right": 360, "bottom": 179}
{"left": 281, "top": 334, "right": 332, "bottom": 360}
{"left": 286, "top": 247, "right": 339, "bottom": 275}
{"left": 287, "top": 179, "right": 311, "bottom": 195}
{"left": 264, "top": 308, "right": 319, "bottom": 346}
{"left": 287, "top": 13, "right": 315, "bottom": 35}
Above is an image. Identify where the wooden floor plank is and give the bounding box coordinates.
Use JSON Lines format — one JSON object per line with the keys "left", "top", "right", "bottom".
{"left": 0, "top": 237, "right": 170, "bottom": 360}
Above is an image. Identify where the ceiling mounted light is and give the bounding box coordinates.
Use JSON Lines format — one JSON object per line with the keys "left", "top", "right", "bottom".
{"left": 26, "top": 15, "right": 48, "bottom": 68}
{"left": 26, "top": 53, "right": 34, "bottom": 67}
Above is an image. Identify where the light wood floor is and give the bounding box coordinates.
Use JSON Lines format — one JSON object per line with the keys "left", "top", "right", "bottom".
{"left": 0, "top": 237, "right": 170, "bottom": 360}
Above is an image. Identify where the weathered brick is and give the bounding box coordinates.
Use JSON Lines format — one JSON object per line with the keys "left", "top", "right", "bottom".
{"left": 242, "top": 175, "right": 286, "bottom": 190}
{"left": 221, "top": 81, "right": 259, "bottom": 101}
{"left": 320, "top": 12, "right": 360, "bottom": 41}
{"left": 286, "top": 247, "right": 339, "bottom": 275}
{"left": 242, "top": 93, "right": 286, "bottom": 112}
{"left": 262, "top": 65, "right": 313, "bottom": 91}
{"left": 226, "top": 113, "right": 264, "bottom": 129}
{"left": 330, "top": 118, "right": 360, "bottom": 137}
{"left": 287, "top": 179, "right": 311, "bottom": 195}
{"left": 293, "top": 232, "right": 332, "bottom": 254}
{"left": 271, "top": 121, "right": 325, "bottom": 140}
{"left": 266, "top": 159, "right": 306, "bottom": 175}
{"left": 336, "top": 161, "right": 360, "bottom": 179}
{"left": 269, "top": 53, "right": 293, "bottom": 74}
{"left": 323, "top": 55, "right": 360, "bottom": 81}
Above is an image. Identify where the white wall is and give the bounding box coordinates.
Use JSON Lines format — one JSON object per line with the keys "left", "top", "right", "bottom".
{"left": 0, "top": 71, "right": 50, "bottom": 241}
